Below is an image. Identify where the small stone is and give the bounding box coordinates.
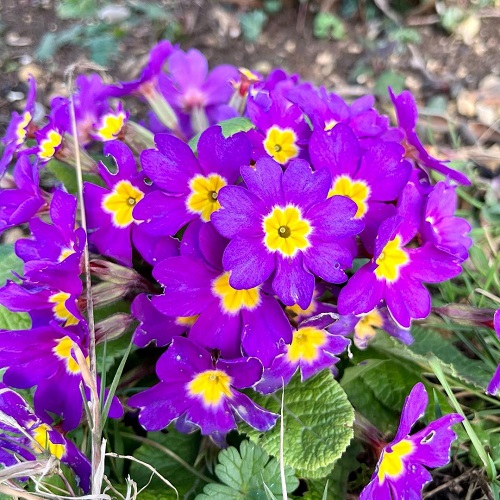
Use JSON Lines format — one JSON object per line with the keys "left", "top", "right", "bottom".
{"left": 315, "top": 51, "right": 334, "bottom": 66}
{"left": 6, "top": 90, "right": 25, "bottom": 103}
{"left": 18, "top": 63, "right": 43, "bottom": 81}
{"left": 457, "top": 89, "right": 477, "bottom": 117}
{"left": 284, "top": 40, "right": 296, "bottom": 54}
{"left": 254, "top": 60, "right": 272, "bottom": 75}
{"left": 97, "top": 4, "right": 130, "bottom": 23}
{"left": 455, "top": 14, "right": 481, "bottom": 46}
{"left": 6, "top": 32, "right": 32, "bottom": 47}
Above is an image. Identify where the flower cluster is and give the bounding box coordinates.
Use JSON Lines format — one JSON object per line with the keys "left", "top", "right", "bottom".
{"left": 0, "top": 41, "right": 471, "bottom": 496}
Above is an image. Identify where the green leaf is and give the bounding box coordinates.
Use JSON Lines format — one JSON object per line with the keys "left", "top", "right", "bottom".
{"left": 45, "top": 159, "right": 104, "bottom": 194}
{"left": 240, "top": 10, "right": 268, "bottom": 43}
{"left": 188, "top": 118, "right": 255, "bottom": 152}
{"left": 130, "top": 427, "right": 203, "bottom": 496}
{"left": 241, "top": 370, "right": 355, "bottom": 478}
{"left": 36, "top": 33, "right": 58, "bottom": 61}
{"left": 0, "top": 244, "right": 23, "bottom": 285}
{"left": 313, "top": 12, "right": 345, "bottom": 40}
{"left": 197, "top": 440, "right": 298, "bottom": 499}
{"left": 304, "top": 440, "right": 362, "bottom": 500}
{"left": 341, "top": 359, "right": 408, "bottom": 433}
{"left": 0, "top": 305, "right": 31, "bottom": 331}
{"left": 374, "top": 70, "right": 405, "bottom": 97}
{"left": 97, "top": 331, "right": 134, "bottom": 374}
{"left": 84, "top": 33, "right": 117, "bottom": 66}
{"left": 373, "top": 326, "right": 493, "bottom": 389}
{"left": 56, "top": 0, "right": 98, "bottom": 19}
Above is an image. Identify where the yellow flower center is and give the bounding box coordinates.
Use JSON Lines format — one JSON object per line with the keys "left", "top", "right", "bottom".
{"left": 263, "top": 205, "right": 311, "bottom": 257}
{"left": 187, "top": 369, "right": 233, "bottom": 407}
{"left": 329, "top": 175, "right": 370, "bottom": 219}
{"left": 58, "top": 247, "right": 75, "bottom": 262}
{"left": 52, "top": 336, "right": 83, "bottom": 374}
{"left": 377, "top": 439, "right": 414, "bottom": 483}
{"left": 354, "top": 309, "right": 384, "bottom": 343}
{"left": 186, "top": 174, "right": 227, "bottom": 222}
{"left": 287, "top": 326, "right": 327, "bottom": 363}
{"left": 15, "top": 111, "right": 31, "bottom": 145}
{"left": 175, "top": 315, "right": 199, "bottom": 326}
{"left": 374, "top": 235, "right": 409, "bottom": 282}
{"left": 324, "top": 119, "right": 338, "bottom": 131}
{"left": 286, "top": 299, "right": 317, "bottom": 319}
{"left": 211, "top": 272, "right": 260, "bottom": 315}
{"left": 102, "top": 180, "right": 145, "bottom": 228}
{"left": 263, "top": 126, "right": 299, "bottom": 165}
{"left": 95, "top": 112, "right": 126, "bottom": 141}
{"left": 49, "top": 292, "right": 79, "bottom": 326}
{"left": 31, "top": 423, "right": 65, "bottom": 460}
{"left": 38, "top": 130, "right": 63, "bottom": 160}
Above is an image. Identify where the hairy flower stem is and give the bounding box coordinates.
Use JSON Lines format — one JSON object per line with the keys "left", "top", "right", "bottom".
{"left": 67, "top": 66, "right": 101, "bottom": 496}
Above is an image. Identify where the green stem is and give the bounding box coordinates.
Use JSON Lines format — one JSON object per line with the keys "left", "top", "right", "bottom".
{"left": 429, "top": 356, "right": 496, "bottom": 480}
{"left": 117, "top": 432, "right": 214, "bottom": 484}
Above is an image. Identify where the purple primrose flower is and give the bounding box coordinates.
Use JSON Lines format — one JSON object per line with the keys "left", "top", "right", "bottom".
{"left": 128, "top": 336, "right": 278, "bottom": 436}
{"left": 151, "top": 220, "right": 292, "bottom": 364}
{"left": 212, "top": 157, "right": 364, "bottom": 309}
{"left": 0, "top": 384, "right": 91, "bottom": 492}
{"left": 487, "top": 309, "right": 500, "bottom": 395}
{"left": 134, "top": 125, "right": 251, "bottom": 236}
{"left": 0, "top": 76, "right": 37, "bottom": 177}
{"left": 360, "top": 383, "right": 463, "bottom": 499}
{"left": 389, "top": 88, "right": 470, "bottom": 186}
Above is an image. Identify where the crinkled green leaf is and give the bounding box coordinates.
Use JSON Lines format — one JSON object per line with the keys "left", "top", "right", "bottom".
{"left": 130, "top": 426, "right": 203, "bottom": 496}
{"left": 188, "top": 118, "right": 255, "bottom": 152}
{"left": 304, "top": 440, "right": 362, "bottom": 500}
{"left": 197, "top": 440, "right": 298, "bottom": 499}
{"left": 241, "top": 370, "right": 355, "bottom": 478}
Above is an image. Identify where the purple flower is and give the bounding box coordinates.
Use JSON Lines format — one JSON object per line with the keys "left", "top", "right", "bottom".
{"left": 84, "top": 140, "right": 169, "bottom": 266}
{"left": 134, "top": 125, "right": 251, "bottom": 236}
{"left": 0, "top": 76, "right": 37, "bottom": 178}
{"left": 158, "top": 48, "right": 238, "bottom": 136}
{"left": 0, "top": 322, "right": 122, "bottom": 431}
{"left": 487, "top": 309, "right": 500, "bottom": 395}
{"left": 246, "top": 91, "right": 311, "bottom": 165}
{"left": 328, "top": 307, "right": 414, "bottom": 349}
{"left": 309, "top": 123, "right": 410, "bottom": 252}
{"left": 389, "top": 89, "right": 470, "bottom": 186}
{"left": 110, "top": 40, "right": 176, "bottom": 97}
{"left": 15, "top": 189, "right": 85, "bottom": 293}
{"left": 420, "top": 181, "right": 472, "bottom": 262}
{"left": 34, "top": 97, "right": 69, "bottom": 164}
{"left": 151, "top": 221, "right": 292, "bottom": 364}
{"left": 128, "top": 337, "right": 278, "bottom": 436}
{"left": 0, "top": 278, "right": 82, "bottom": 328}
{"left": 256, "top": 324, "right": 350, "bottom": 394}
{"left": 288, "top": 84, "right": 402, "bottom": 147}
{"left": 0, "top": 155, "right": 47, "bottom": 234}
{"left": 338, "top": 204, "right": 463, "bottom": 328}
{"left": 212, "top": 157, "right": 364, "bottom": 309}
{"left": 0, "top": 384, "right": 91, "bottom": 492}
{"left": 360, "top": 383, "right": 463, "bottom": 499}
{"left": 132, "top": 293, "right": 187, "bottom": 348}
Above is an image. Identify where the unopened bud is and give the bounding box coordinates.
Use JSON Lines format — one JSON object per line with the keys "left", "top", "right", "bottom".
{"left": 95, "top": 313, "right": 134, "bottom": 343}
{"left": 90, "top": 259, "right": 147, "bottom": 287}
{"left": 433, "top": 305, "right": 496, "bottom": 329}
{"left": 123, "top": 121, "right": 155, "bottom": 154}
